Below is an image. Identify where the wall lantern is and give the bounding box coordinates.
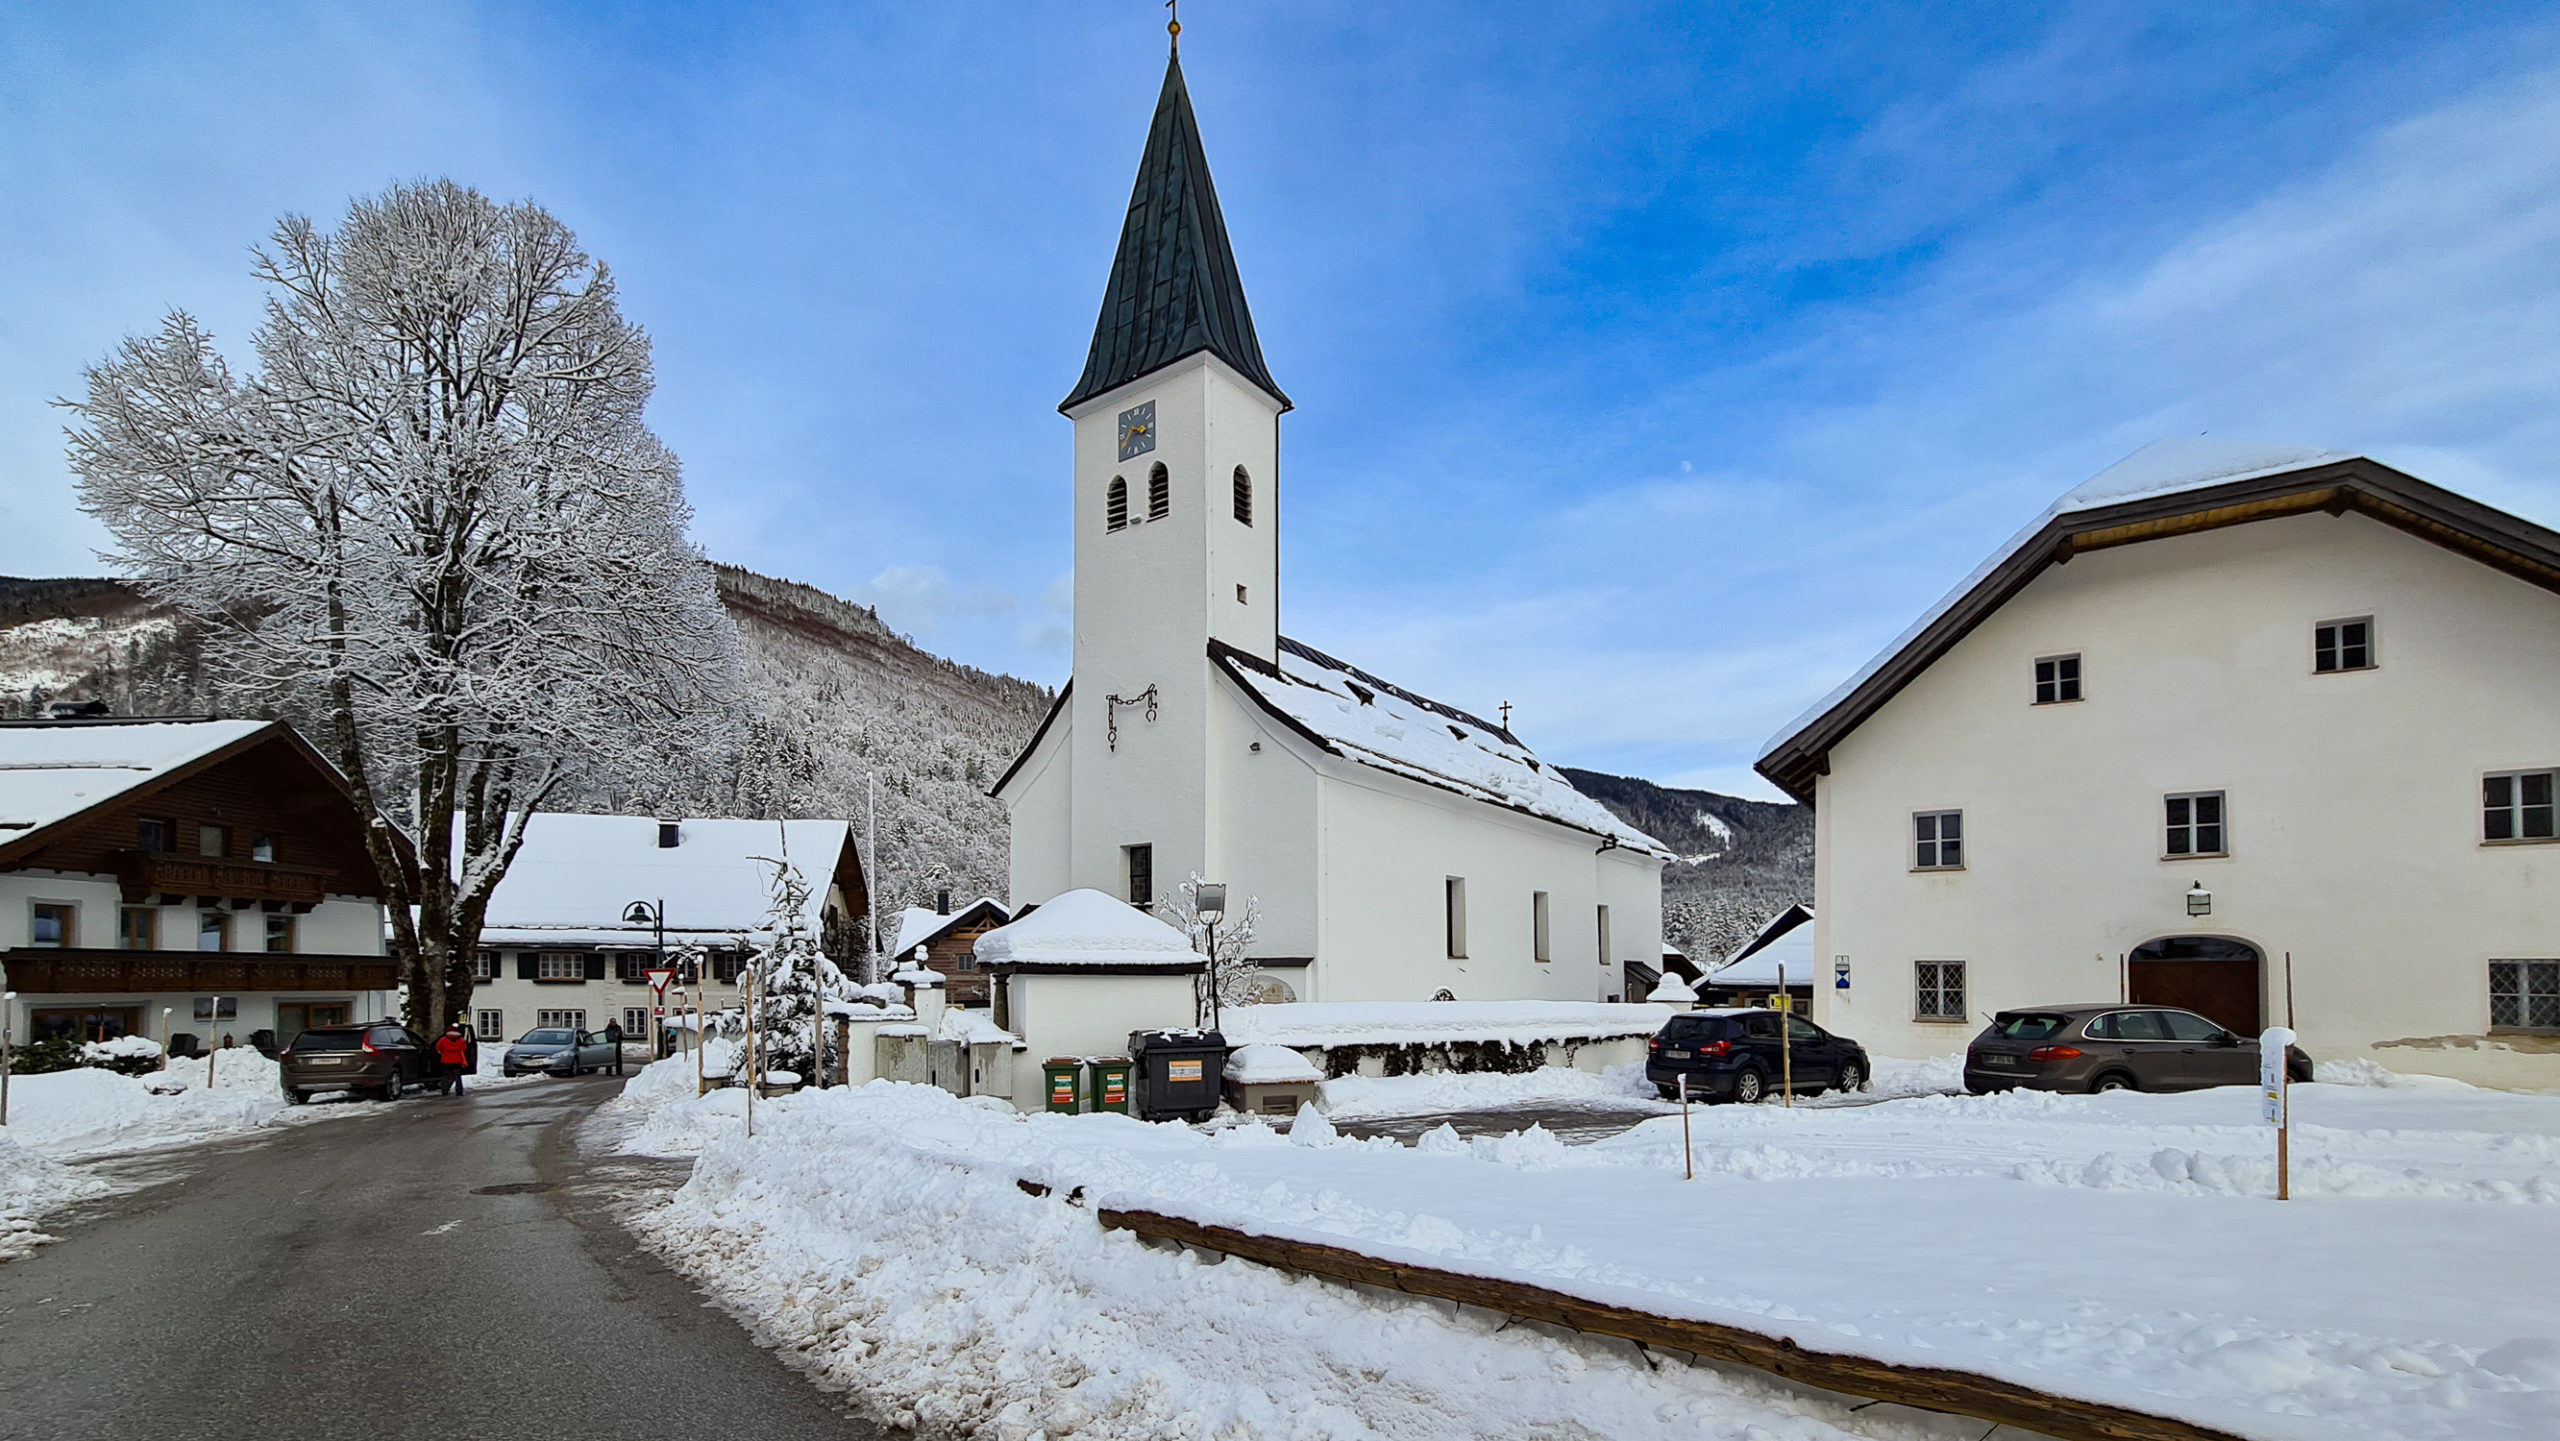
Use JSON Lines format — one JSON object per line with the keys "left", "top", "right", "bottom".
{"left": 2186, "top": 882, "right": 2213, "bottom": 917}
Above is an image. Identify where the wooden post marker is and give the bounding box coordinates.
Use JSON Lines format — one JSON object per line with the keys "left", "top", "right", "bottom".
{"left": 2260, "top": 1026, "right": 2295, "bottom": 1201}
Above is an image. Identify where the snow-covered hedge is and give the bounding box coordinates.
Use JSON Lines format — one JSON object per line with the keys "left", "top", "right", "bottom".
{"left": 1219, "top": 1000, "right": 1672, "bottom": 1079}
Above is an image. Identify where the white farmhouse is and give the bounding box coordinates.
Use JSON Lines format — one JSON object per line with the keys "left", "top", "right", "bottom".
{"left": 995, "top": 52, "right": 1667, "bottom": 1006}
{"left": 467, "top": 814, "right": 867, "bottom": 1049}
{"left": 1758, "top": 439, "right": 2560, "bottom": 1085}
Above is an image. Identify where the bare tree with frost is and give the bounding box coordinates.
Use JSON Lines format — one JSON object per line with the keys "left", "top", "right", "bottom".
{"left": 1158, "top": 872, "right": 1267, "bottom": 1011}
{"left": 65, "top": 180, "right": 740, "bottom": 1036}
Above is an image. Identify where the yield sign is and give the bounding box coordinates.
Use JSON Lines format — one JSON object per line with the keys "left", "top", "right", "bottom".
{"left": 644, "top": 968, "right": 678, "bottom": 997}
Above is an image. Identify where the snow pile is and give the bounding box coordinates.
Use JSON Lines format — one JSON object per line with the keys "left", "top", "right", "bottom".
{"left": 1225, "top": 638, "right": 1670, "bottom": 855}
{"left": 81, "top": 1034, "right": 165, "bottom": 1066}
{"left": 2, "top": 1064, "right": 287, "bottom": 1158}
{"left": 1859, "top": 1052, "right": 1964, "bottom": 1099}
{"left": 937, "top": 1009, "right": 1019, "bottom": 1047}
{"left": 1646, "top": 971, "right": 1697, "bottom": 1005}
{"left": 1316, "top": 1062, "right": 1661, "bottom": 1120}
{"left": 0, "top": 1131, "right": 110, "bottom": 1260}
{"left": 158, "top": 1047, "right": 285, "bottom": 1094}
{"left": 1221, "top": 1043, "right": 1320, "bottom": 1084}
{"left": 597, "top": 1047, "right": 758, "bottom": 1156}
{"left": 638, "top": 1077, "right": 2560, "bottom": 1439}
{"left": 971, "top": 889, "right": 1199, "bottom": 969}
{"left": 628, "top": 1082, "right": 1915, "bottom": 1439}
{"left": 1222, "top": 999, "right": 1670, "bottom": 1049}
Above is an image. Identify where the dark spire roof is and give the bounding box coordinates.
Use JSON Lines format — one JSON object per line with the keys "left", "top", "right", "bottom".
{"left": 1061, "top": 53, "right": 1289, "bottom": 414}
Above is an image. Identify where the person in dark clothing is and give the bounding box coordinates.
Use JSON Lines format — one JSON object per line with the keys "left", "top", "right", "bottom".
{"left": 434, "top": 1023, "right": 472, "bottom": 1096}
{"left": 604, "top": 1019, "right": 626, "bottom": 1076}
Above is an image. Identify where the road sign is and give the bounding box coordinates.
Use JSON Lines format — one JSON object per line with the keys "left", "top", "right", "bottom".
{"left": 644, "top": 967, "right": 677, "bottom": 997}
{"left": 1834, "top": 956, "right": 1851, "bottom": 989}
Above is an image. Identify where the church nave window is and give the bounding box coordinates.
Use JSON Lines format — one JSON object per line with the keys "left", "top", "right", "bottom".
{"left": 1233, "top": 466, "right": 1252, "bottom": 525}
{"left": 1106, "top": 476, "right": 1129, "bottom": 532}
{"left": 1148, "top": 463, "right": 1170, "bottom": 521}
{"left": 1125, "top": 843, "right": 1154, "bottom": 907}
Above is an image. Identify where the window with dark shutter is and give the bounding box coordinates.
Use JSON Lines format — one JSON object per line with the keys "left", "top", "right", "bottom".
{"left": 584, "top": 954, "right": 607, "bottom": 981}
{"left": 517, "top": 955, "right": 537, "bottom": 980}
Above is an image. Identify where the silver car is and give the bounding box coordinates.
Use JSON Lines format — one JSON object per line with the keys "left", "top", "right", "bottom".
{"left": 501, "top": 1027, "right": 619, "bottom": 1077}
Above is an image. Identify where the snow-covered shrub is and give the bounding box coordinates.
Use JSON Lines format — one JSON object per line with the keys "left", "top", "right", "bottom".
{"left": 79, "top": 1035, "right": 165, "bottom": 1076}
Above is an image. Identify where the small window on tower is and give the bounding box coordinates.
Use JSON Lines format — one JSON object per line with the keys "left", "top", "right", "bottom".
{"left": 1148, "top": 463, "right": 1170, "bottom": 521}
{"left": 1236, "top": 584, "right": 1248, "bottom": 604}
{"left": 1106, "top": 477, "right": 1129, "bottom": 532}
{"left": 1233, "top": 466, "right": 1252, "bottom": 525}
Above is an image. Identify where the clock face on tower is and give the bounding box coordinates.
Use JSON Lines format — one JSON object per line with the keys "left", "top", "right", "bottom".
{"left": 1117, "top": 401, "right": 1157, "bottom": 462}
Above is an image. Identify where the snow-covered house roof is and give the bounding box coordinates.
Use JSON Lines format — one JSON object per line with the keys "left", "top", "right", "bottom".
{"left": 1213, "top": 637, "right": 1671, "bottom": 856}
{"left": 0, "top": 718, "right": 270, "bottom": 840}
{"left": 971, "top": 888, "right": 1203, "bottom": 974}
{"left": 891, "top": 897, "right": 1010, "bottom": 958}
{"left": 1706, "top": 904, "right": 1815, "bottom": 991}
{"left": 477, "top": 815, "right": 861, "bottom": 950}
{"left": 1755, "top": 440, "right": 2560, "bottom": 802}
{"left": 0, "top": 717, "right": 411, "bottom": 880}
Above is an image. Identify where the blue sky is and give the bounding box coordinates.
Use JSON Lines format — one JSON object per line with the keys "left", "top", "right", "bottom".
{"left": 6, "top": 3, "right": 2558, "bottom": 798}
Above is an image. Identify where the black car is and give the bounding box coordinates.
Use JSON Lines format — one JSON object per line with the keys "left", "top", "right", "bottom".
{"left": 277, "top": 1022, "right": 438, "bottom": 1103}
{"left": 1645, "top": 1008, "right": 1869, "bottom": 1103}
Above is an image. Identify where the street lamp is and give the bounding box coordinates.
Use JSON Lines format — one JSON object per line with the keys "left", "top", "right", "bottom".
{"left": 2186, "top": 882, "right": 2213, "bottom": 918}
{"left": 625, "top": 899, "right": 665, "bottom": 1061}
{"left": 1196, "top": 883, "right": 1228, "bottom": 1033}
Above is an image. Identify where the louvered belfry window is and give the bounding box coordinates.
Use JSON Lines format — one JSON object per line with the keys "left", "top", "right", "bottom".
{"left": 1233, "top": 466, "right": 1252, "bottom": 524}
{"left": 1148, "top": 463, "right": 1170, "bottom": 521}
{"left": 1106, "top": 476, "right": 1129, "bottom": 532}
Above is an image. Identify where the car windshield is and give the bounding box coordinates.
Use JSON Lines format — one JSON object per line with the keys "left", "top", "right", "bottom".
{"left": 519, "top": 1029, "right": 573, "bottom": 1045}
{"left": 1992, "top": 1012, "right": 2071, "bottom": 1041}
{"left": 289, "top": 1030, "right": 364, "bottom": 1053}
{"left": 1663, "top": 1016, "right": 1730, "bottom": 1040}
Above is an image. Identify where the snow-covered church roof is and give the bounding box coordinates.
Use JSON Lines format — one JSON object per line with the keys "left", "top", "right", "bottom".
{"left": 478, "top": 814, "right": 856, "bottom": 950}
{"left": 1215, "top": 637, "right": 1671, "bottom": 856}
{"left": 1755, "top": 439, "right": 2560, "bottom": 802}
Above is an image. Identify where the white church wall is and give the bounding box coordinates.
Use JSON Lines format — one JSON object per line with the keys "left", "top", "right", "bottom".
{"left": 1003, "top": 718, "right": 1073, "bottom": 907}
{"left": 1813, "top": 510, "right": 2560, "bottom": 1087}
{"left": 1312, "top": 763, "right": 1629, "bottom": 1004}
{"left": 1596, "top": 847, "right": 1665, "bottom": 999}
{"left": 1208, "top": 674, "right": 1323, "bottom": 969}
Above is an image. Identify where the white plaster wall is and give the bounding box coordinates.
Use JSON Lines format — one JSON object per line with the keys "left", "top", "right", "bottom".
{"left": 0, "top": 872, "right": 123, "bottom": 949}
{"left": 1004, "top": 720, "right": 1074, "bottom": 906}
{"left": 1813, "top": 511, "right": 2560, "bottom": 1086}
{"left": 1004, "top": 970, "right": 1200, "bottom": 1086}
{"left": 1207, "top": 674, "right": 1322, "bottom": 964}
{"left": 1311, "top": 766, "right": 1643, "bottom": 1004}
{"left": 299, "top": 897, "right": 389, "bottom": 955}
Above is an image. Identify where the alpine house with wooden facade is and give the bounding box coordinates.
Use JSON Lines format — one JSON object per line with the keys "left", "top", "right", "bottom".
{"left": 0, "top": 716, "right": 403, "bottom": 1053}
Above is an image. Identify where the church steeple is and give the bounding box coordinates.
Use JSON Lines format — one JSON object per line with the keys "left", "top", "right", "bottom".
{"left": 1061, "top": 53, "right": 1289, "bottom": 414}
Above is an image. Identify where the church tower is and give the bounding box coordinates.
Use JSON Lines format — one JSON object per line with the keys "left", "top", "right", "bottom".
{"left": 1057, "top": 49, "right": 1288, "bottom": 907}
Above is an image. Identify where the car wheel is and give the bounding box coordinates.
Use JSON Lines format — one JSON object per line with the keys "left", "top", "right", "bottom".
{"left": 1835, "top": 1060, "right": 1864, "bottom": 1094}
{"left": 283, "top": 1088, "right": 309, "bottom": 1106}
{"left": 377, "top": 1079, "right": 401, "bottom": 1103}
{"left": 1733, "top": 1068, "right": 1766, "bottom": 1105}
{"left": 502, "top": 1067, "right": 518, "bottom": 1078}
{"left": 2091, "top": 1071, "right": 2137, "bottom": 1094}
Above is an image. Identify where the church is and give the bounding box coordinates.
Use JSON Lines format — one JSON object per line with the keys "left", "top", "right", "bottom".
{"left": 995, "top": 48, "right": 1669, "bottom": 1005}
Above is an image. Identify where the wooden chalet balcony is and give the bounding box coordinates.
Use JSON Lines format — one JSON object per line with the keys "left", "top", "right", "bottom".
{"left": 112, "top": 850, "right": 336, "bottom": 908}
{"left": 0, "top": 948, "right": 400, "bottom": 994}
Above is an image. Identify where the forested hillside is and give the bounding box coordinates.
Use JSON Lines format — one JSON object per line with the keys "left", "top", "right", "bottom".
{"left": 1559, "top": 766, "right": 1813, "bottom": 964}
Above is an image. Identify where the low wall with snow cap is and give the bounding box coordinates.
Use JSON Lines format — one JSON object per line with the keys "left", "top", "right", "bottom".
{"left": 1221, "top": 1000, "right": 1673, "bottom": 1079}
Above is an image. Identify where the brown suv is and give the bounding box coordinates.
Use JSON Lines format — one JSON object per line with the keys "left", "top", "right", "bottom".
{"left": 1965, "top": 1005, "right": 2312, "bottom": 1095}
{"left": 278, "top": 1022, "right": 435, "bottom": 1104}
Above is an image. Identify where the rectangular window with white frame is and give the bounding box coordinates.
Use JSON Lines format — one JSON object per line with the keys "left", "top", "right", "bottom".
{"left": 2314, "top": 616, "right": 2375, "bottom": 673}
{"left": 1915, "top": 960, "right": 1967, "bottom": 1021}
{"left": 2484, "top": 770, "right": 2556, "bottom": 843}
{"left": 30, "top": 901, "right": 76, "bottom": 948}
{"left": 1444, "top": 877, "right": 1468, "bottom": 959}
{"left": 2490, "top": 961, "right": 2559, "bottom": 1033}
{"left": 1532, "top": 891, "right": 1552, "bottom": 962}
{"left": 536, "top": 1009, "right": 586, "bottom": 1031}
{"left": 1912, "top": 810, "right": 1963, "bottom": 870}
{"left": 2165, "top": 792, "right": 2227, "bottom": 856}
{"left": 475, "top": 1009, "right": 506, "bottom": 1041}
{"left": 473, "top": 952, "right": 498, "bottom": 981}
{"left": 2033, "top": 653, "right": 2081, "bottom": 704}
{"left": 621, "top": 1007, "right": 650, "bottom": 1037}
{"left": 536, "top": 952, "right": 586, "bottom": 981}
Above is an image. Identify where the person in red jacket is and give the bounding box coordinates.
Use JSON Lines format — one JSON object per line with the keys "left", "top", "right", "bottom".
{"left": 434, "top": 1023, "right": 472, "bottom": 1096}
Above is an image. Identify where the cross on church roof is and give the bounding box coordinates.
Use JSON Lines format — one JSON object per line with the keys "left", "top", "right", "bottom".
{"left": 1059, "top": 45, "right": 1289, "bottom": 413}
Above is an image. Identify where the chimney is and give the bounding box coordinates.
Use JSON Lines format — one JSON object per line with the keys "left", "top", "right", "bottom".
{"left": 936, "top": 889, "right": 950, "bottom": 916}
{"left": 657, "top": 819, "right": 680, "bottom": 849}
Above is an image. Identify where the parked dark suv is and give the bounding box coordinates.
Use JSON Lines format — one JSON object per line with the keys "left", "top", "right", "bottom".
{"left": 1965, "top": 1005, "right": 2314, "bottom": 1095}
{"left": 278, "top": 1022, "right": 435, "bottom": 1104}
{"left": 1646, "top": 1008, "right": 1870, "bottom": 1103}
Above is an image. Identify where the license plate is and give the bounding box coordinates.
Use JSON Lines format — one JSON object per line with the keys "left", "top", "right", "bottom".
{"left": 1665, "top": 1049, "right": 1691, "bottom": 1059}
{"left": 1985, "top": 1055, "right": 2017, "bottom": 1068}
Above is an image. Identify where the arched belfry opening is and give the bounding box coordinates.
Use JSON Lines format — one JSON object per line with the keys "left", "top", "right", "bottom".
{"left": 1106, "top": 476, "right": 1129, "bottom": 532}
{"left": 1233, "top": 466, "right": 1252, "bottom": 524}
{"left": 2127, "top": 935, "right": 2264, "bottom": 1034}
{"left": 1148, "top": 462, "right": 1170, "bottom": 521}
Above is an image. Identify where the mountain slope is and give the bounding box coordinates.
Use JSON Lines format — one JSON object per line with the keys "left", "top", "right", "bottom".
{"left": 1558, "top": 767, "right": 1812, "bottom": 952}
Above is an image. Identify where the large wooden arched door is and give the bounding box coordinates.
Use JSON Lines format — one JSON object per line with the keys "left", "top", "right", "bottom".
{"left": 2128, "top": 936, "right": 2263, "bottom": 1034}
